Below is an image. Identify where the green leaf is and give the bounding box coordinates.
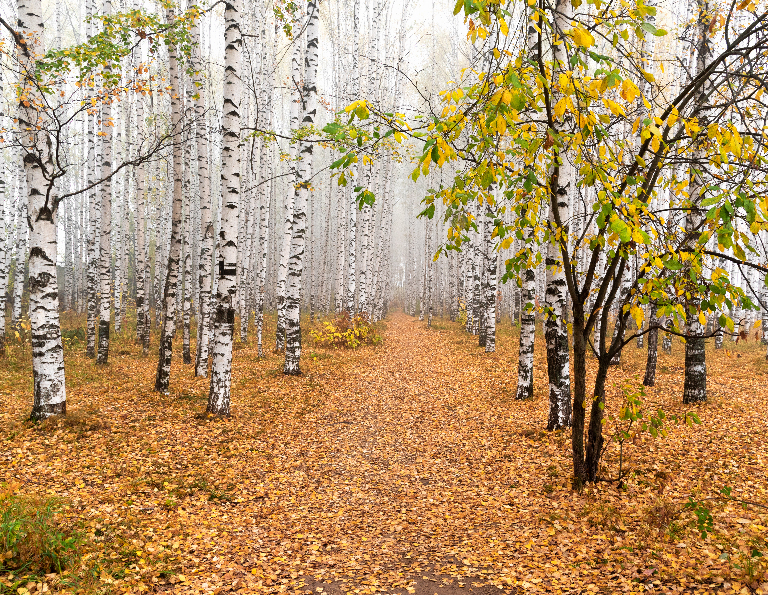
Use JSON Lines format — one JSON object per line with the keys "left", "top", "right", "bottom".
{"left": 663, "top": 258, "right": 683, "bottom": 271}
{"left": 700, "top": 195, "right": 721, "bottom": 208}
{"left": 611, "top": 219, "right": 632, "bottom": 243}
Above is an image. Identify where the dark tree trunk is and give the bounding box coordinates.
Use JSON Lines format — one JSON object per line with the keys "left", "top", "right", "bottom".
{"left": 643, "top": 305, "right": 659, "bottom": 387}
{"left": 571, "top": 319, "right": 588, "bottom": 485}
{"left": 585, "top": 359, "right": 610, "bottom": 482}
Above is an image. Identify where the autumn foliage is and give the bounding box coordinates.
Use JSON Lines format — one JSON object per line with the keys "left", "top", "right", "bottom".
{"left": 309, "top": 311, "right": 382, "bottom": 349}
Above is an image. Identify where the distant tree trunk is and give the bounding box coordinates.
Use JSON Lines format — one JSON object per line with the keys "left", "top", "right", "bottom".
{"left": 135, "top": 96, "right": 150, "bottom": 355}
{"left": 114, "top": 122, "right": 124, "bottom": 336}
{"left": 155, "top": 5, "right": 185, "bottom": 393}
{"left": 483, "top": 203, "right": 497, "bottom": 352}
{"left": 478, "top": 213, "right": 486, "bottom": 346}
{"left": 182, "top": 134, "right": 192, "bottom": 365}
{"left": 97, "top": 0, "right": 114, "bottom": 366}
{"left": 11, "top": 197, "right": 27, "bottom": 330}
{"left": 643, "top": 304, "right": 659, "bottom": 387}
{"left": 761, "top": 286, "right": 768, "bottom": 345}
{"left": 18, "top": 0, "right": 67, "bottom": 418}
{"left": 335, "top": 185, "right": 346, "bottom": 314}
{"left": 426, "top": 214, "right": 433, "bottom": 329}
{"left": 255, "top": 26, "right": 274, "bottom": 359}
{"left": 0, "top": 156, "right": 9, "bottom": 356}
{"left": 207, "top": 0, "right": 242, "bottom": 415}
{"left": 516, "top": 230, "right": 536, "bottom": 400}
{"left": 713, "top": 318, "right": 723, "bottom": 350}
{"left": 276, "top": 39, "right": 302, "bottom": 352}
{"left": 284, "top": 0, "right": 319, "bottom": 375}
{"left": 192, "top": 10, "right": 213, "bottom": 377}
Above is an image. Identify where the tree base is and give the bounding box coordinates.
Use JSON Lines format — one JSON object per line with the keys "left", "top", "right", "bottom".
{"left": 30, "top": 401, "right": 66, "bottom": 421}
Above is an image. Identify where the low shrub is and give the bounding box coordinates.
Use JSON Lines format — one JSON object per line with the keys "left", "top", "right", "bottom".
{"left": 0, "top": 487, "right": 80, "bottom": 576}
{"left": 310, "top": 312, "right": 381, "bottom": 349}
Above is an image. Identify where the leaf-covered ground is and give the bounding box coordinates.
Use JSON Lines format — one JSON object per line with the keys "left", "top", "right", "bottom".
{"left": 1, "top": 312, "right": 767, "bottom": 594}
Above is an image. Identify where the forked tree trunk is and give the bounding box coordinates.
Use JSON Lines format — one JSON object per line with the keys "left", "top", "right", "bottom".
{"left": 207, "top": 0, "right": 242, "bottom": 415}
{"left": 18, "top": 0, "right": 67, "bottom": 419}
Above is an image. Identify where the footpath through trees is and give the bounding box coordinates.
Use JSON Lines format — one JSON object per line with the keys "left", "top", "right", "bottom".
{"left": 1, "top": 313, "right": 767, "bottom": 593}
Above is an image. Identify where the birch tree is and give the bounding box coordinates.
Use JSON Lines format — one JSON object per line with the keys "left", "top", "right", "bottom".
{"left": 17, "top": 0, "right": 67, "bottom": 418}
{"left": 192, "top": 6, "right": 213, "bottom": 377}
{"left": 155, "top": 5, "right": 185, "bottom": 393}
{"left": 284, "top": 0, "right": 319, "bottom": 375}
{"left": 207, "top": 0, "right": 241, "bottom": 415}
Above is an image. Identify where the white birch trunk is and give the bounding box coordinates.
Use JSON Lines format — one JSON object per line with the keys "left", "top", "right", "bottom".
{"left": 275, "top": 37, "right": 302, "bottom": 351}
{"left": 0, "top": 157, "right": 9, "bottom": 356}
{"left": 155, "top": 5, "right": 185, "bottom": 393}
{"left": 18, "top": 0, "right": 67, "bottom": 418}
{"left": 682, "top": 0, "right": 711, "bottom": 404}
{"left": 135, "top": 95, "right": 150, "bottom": 355}
{"left": 193, "top": 8, "right": 214, "bottom": 377}
{"left": 207, "top": 0, "right": 242, "bottom": 415}
{"left": 284, "top": 0, "right": 319, "bottom": 375}
{"left": 483, "top": 204, "right": 497, "bottom": 353}
{"left": 97, "top": 0, "right": 114, "bottom": 365}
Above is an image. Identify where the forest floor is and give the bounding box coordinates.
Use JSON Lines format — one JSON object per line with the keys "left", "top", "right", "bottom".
{"left": 1, "top": 312, "right": 767, "bottom": 595}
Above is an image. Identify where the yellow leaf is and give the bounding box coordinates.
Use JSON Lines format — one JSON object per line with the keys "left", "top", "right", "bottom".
{"left": 698, "top": 312, "right": 707, "bottom": 326}
{"left": 495, "top": 114, "right": 506, "bottom": 134}
{"left": 499, "top": 18, "right": 509, "bottom": 37}
{"left": 620, "top": 79, "right": 638, "bottom": 103}
{"left": 602, "top": 98, "right": 625, "bottom": 116}
{"left": 630, "top": 305, "right": 644, "bottom": 329}
{"left": 553, "top": 97, "right": 568, "bottom": 119}
{"left": 572, "top": 27, "right": 595, "bottom": 48}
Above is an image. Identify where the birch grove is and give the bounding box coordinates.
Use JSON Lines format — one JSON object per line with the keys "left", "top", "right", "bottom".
{"left": 0, "top": 0, "right": 764, "bottom": 456}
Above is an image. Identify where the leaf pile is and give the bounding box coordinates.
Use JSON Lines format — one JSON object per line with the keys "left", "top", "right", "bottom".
{"left": 0, "top": 313, "right": 766, "bottom": 594}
